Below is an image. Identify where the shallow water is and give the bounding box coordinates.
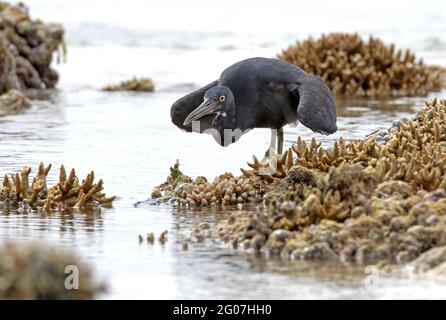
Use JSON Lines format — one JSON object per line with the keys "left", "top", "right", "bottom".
{"left": 1, "top": 0, "right": 446, "bottom": 299}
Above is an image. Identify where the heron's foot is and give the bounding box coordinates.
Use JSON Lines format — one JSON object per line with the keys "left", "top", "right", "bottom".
{"left": 265, "top": 128, "right": 283, "bottom": 158}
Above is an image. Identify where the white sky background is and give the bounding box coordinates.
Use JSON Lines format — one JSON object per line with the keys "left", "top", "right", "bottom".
{"left": 25, "top": 0, "right": 446, "bottom": 34}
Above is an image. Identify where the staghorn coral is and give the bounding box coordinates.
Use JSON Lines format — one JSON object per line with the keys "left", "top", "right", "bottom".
{"left": 278, "top": 33, "right": 445, "bottom": 97}
{"left": 0, "top": 2, "right": 65, "bottom": 94}
{"left": 0, "top": 88, "right": 30, "bottom": 116}
{"left": 153, "top": 149, "right": 318, "bottom": 207}
{"left": 166, "top": 97, "right": 446, "bottom": 265}
{"left": 0, "top": 242, "right": 106, "bottom": 299}
{"left": 102, "top": 77, "right": 155, "bottom": 92}
{"left": 0, "top": 162, "right": 115, "bottom": 212}
{"left": 241, "top": 147, "right": 295, "bottom": 182}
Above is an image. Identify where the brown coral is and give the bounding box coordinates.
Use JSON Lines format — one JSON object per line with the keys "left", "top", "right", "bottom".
{"left": 153, "top": 160, "right": 260, "bottom": 206}
{"left": 0, "top": 88, "right": 30, "bottom": 116}
{"left": 278, "top": 33, "right": 445, "bottom": 97}
{"left": 242, "top": 148, "right": 294, "bottom": 181}
{"left": 0, "top": 1, "right": 65, "bottom": 94}
{"left": 0, "top": 163, "right": 115, "bottom": 212}
{"left": 0, "top": 242, "right": 106, "bottom": 299}
{"left": 102, "top": 77, "right": 155, "bottom": 92}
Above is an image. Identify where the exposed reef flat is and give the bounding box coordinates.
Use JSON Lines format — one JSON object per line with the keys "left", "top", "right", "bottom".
{"left": 0, "top": 1, "right": 65, "bottom": 94}
{"left": 0, "top": 163, "right": 115, "bottom": 213}
{"left": 154, "top": 98, "right": 446, "bottom": 267}
{"left": 102, "top": 77, "right": 155, "bottom": 92}
{"left": 279, "top": 33, "right": 445, "bottom": 98}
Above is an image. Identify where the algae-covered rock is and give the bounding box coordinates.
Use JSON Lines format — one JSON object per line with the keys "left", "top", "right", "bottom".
{"left": 278, "top": 33, "right": 445, "bottom": 97}
{"left": 102, "top": 77, "right": 155, "bottom": 92}
{"left": 0, "top": 2, "right": 65, "bottom": 94}
{"left": 0, "top": 89, "right": 30, "bottom": 116}
{"left": 0, "top": 242, "right": 106, "bottom": 299}
{"left": 0, "top": 162, "right": 115, "bottom": 212}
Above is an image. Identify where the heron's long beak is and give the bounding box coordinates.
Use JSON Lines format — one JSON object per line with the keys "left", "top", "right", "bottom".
{"left": 183, "top": 98, "right": 219, "bottom": 126}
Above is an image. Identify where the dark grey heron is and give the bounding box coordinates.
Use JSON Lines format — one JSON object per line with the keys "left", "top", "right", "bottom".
{"left": 170, "top": 57, "right": 337, "bottom": 154}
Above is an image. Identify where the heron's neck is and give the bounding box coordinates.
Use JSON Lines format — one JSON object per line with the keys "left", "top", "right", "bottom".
{"left": 211, "top": 102, "right": 238, "bottom": 146}
{"left": 222, "top": 101, "right": 237, "bottom": 129}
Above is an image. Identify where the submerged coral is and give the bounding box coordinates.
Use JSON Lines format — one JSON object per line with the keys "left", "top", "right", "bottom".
{"left": 156, "top": 98, "right": 446, "bottom": 265}
{"left": 0, "top": 2, "right": 65, "bottom": 94}
{"left": 102, "top": 77, "right": 155, "bottom": 92}
{"left": 278, "top": 33, "right": 445, "bottom": 97}
{"left": 0, "top": 89, "right": 30, "bottom": 116}
{"left": 0, "top": 163, "right": 115, "bottom": 212}
{"left": 0, "top": 242, "right": 106, "bottom": 299}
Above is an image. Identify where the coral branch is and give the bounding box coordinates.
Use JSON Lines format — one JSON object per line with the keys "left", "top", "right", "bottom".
{"left": 0, "top": 163, "right": 115, "bottom": 212}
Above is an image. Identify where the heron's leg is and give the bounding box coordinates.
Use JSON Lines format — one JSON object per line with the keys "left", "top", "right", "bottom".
{"left": 270, "top": 129, "right": 277, "bottom": 150}
{"left": 265, "top": 129, "right": 277, "bottom": 157}
{"left": 277, "top": 127, "right": 284, "bottom": 154}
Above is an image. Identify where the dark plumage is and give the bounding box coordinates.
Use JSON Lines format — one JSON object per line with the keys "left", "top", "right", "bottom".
{"left": 170, "top": 57, "right": 337, "bottom": 153}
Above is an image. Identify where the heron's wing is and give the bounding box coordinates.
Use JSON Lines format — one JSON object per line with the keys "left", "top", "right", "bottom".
{"left": 170, "top": 80, "right": 218, "bottom": 132}
{"left": 286, "top": 74, "right": 337, "bottom": 134}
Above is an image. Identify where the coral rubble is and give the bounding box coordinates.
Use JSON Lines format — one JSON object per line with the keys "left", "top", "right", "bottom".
{"left": 0, "top": 242, "right": 105, "bottom": 299}
{"left": 102, "top": 77, "right": 155, "bottom": 92}
{"left": 157, "top": 98, "right": 446, "bottom": 265}
{"left": 0, "top": 163, "right": 115, "bottom": 212}
{"left": 0, "top": 1, "right": 65, "bottom": 94}
{"left": 278, "top": 33, "right": 445, "bottom": 97}
{"left": 0, "top": 88, "right": 30, "bottom": 116}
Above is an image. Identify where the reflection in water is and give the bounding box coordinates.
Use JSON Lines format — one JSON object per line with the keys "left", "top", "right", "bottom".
{"left": 57, "top": 209, "right": 104, "bottom": 234}
{"left": 0, "top": 205, "right": 104, "bottom": 235}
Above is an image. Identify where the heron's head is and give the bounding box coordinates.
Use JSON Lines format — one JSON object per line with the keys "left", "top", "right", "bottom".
{"left": 183, "top": 86, "right": 235, "bottom": 127}
{"left": 296, "top": 75, "right": 337, "bottom": 135}
{"left": 183, "top": 86, "right": 239, "bottom": 147}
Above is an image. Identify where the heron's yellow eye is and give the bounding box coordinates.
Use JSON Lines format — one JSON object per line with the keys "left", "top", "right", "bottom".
{"left": 219, "top": 95, "right": 225, "bottom": 102}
